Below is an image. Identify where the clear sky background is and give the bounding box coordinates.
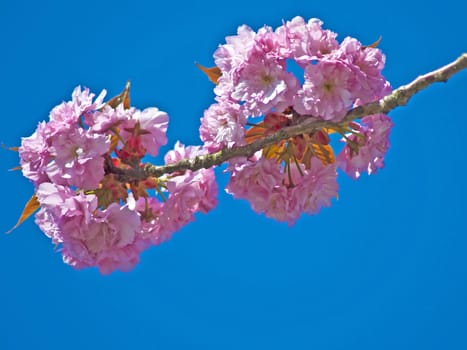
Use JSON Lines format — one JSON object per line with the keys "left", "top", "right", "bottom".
{"left": 1, "top": 0, "right": 466, "bottom": 349}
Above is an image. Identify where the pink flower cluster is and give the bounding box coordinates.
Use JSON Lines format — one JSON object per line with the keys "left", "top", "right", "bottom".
{"left": 19, "top": 87, "right": 217, "bottom": 274}
{"left": 17, "top": 17, "right": 395, "bottom": 273}
{"left": 227, "top": 155, "right": 338, "bottom": 225}
{"left": 138, "top": 142, "right": 218, "bottom": 245}
{"left": 199, "top": 16, "right": 393, "bottom": 223}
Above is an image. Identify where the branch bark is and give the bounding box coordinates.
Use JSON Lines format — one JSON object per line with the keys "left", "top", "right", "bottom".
{"left": 121, "top": 53, "right": 467, "bottom": 180}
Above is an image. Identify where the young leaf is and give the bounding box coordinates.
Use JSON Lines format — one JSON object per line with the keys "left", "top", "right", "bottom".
{"left": 107, "top": 81, "right": 131, "bottom": 109}
{"left": 195, "top": 63, "right": 222, "bottom": 84}
{"left": 6, "top": 194, "right": 40, "bottom": 234}
{"left": 363, "top": 35, "right": 382, "bottom": 49}
{"left": 309, "top": 143, "right": 335, "bottom": 166}
{"left": 1, "top": 143, "right": 19, "bottom": 152}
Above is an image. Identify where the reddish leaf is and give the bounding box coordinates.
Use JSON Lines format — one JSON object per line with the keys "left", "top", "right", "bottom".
{"left": 1, "top": 144, "right": 18, "bottom": 152}
{"left": 263, "top": 142, "right": 286, "bottom": 160}
{"left": 195, "top": 63, "right": 222, "bottom": 84}
{"left": 107, "top": 81, "right": 131, "bottom": 109}
{"left": 310, "top": 129, "right": 330, "bottom": 145}
{"left": 297, "top": 131, "right": 335, "bottom": 168}
{"left": 109, "top": 133, "right": 120, "bottom": 153}
{"left": 130, "top": 181, "right": 149, "bottom": 200}
{"left": 363, "top": 35, "right": 382, "bottom": 49}
{"left": 310, "top": 143, "right": 335, "bottom": 166}
{"left": 245, "top": 122, "right": 267, "bottom": 144}
{"left": 6, "top": 194, "right": 40, "bottom": 234}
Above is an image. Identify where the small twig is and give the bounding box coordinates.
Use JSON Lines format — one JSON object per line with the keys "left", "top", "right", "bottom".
{"left": 114, "top": 53, "right": 467, "bottom": 180}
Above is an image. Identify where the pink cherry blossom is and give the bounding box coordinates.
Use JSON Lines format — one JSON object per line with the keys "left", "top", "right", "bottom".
{"left": 159, "top": 142, "right": 218, "bottom": 238}
{"left": 164, "top": 141, "right": 204, "bottom": 163}
{"left": 113, "top": 107, "right": 169, "bottom": 159}
{"left": 231, "top": 57, "right": 299, "bottom": 117}
{"left": 263, "top": 187, "right": 298, "bottom": 224}
{"left": 214, "top": 24, "right": 256, "bottom": 77}
{"left": 79, "top": 203, "right": 146, "bottom": 275}
{"left": 275, "top": 16, "right": 339, "bottom": 63}
{"left": 331, "top": 37, "right": 391, "bottom": 103}
{"left": 294, "top": 59, "right": 356, "bottom": 121}
{"left": 88, "top": 104, "right": 133, "bottom": 133}
{"left": 199, "top": 101, "right": 246, "bottom": 151}
{"left": 291, "top": 158, "right": 339, "bottom": 215}
{"left": 46, "top": 128, "right": 110, "bottom": 190}
{"left": 134, "top": 197, "right": 167, "bottom": 244}
{"left": 35, "top": 182, "right": 98, "bottom": 244}
{"left": 226, "top": 153, "right": 284, "bottom": 215}
{"left": 72, "top": 86, "right": 106, "bottom": 115}
{"left": 227, "top": 153, "right": 338, "bottom": 225}
{"left": 248, "top": 25, "right": 287, "bottom": 63}
{"left": 121, "top": 107, "right": 169, "bottom": 156}
{"left": 164, "top": 142, "right": 218, "bottom": 211}
{"left": 35, "top": 182, "right": 148, "bottom": 274}
{"left": 49, "top": 86, "right": 106, "bottom": 135}
{"left": 19, "top": 121, "right": 52, "bottom": 186}
{"left": 337, "top": 113, "right": 393, "bottom": 179}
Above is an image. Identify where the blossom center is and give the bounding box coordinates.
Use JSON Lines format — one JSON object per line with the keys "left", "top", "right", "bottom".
{"left": 323, "top": 82, "right": 333, "bottom": 92}
{"left": 261, "top": 74, "right": 274, "bottom": 86}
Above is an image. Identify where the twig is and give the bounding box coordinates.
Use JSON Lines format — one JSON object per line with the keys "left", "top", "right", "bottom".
{"left": 119, "top": 53, "right": 467, "bottom": 180}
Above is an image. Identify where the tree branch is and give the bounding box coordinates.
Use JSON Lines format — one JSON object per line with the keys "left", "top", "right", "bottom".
{"left": 123, "top": 53, "right": 467, "bottom": 180}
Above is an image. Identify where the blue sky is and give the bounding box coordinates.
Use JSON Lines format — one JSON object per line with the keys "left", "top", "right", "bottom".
{"left": 1, "top": 0, "right": 466, "bottom": 349}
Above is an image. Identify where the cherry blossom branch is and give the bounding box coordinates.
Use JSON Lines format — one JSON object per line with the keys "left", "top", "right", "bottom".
{"left": 120, "top": 53, "right": 467, "bottom": 180}
{"left": 14, "top": 15, "right": 466, "bottom": 274}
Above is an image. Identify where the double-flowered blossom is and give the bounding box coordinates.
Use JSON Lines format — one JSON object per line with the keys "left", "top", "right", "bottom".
{"left": 19, "top": 87, "right": 107, "bottom": 188}
{"left": 227, "top": 154, "right": 338, "bottom": 225}
{"left": 19, "top": 86, "right": 218, "bottom": 274}
{"left": 35, "top": 182, "right": 147, "bottom": 274}
{"left": 199, "top": 100, "right": 246, "bottom": 152}
{"left": 336, "top": 114, "right": 393, "bottom": 179}
{"left": 275, "top": 16, "right": 339, "bottom": 63}
{"left": 46, "top": 128, "right": 110, "bottom": 190}
{"left": 19, "top": 121, "right": 52, "bottom": 186}
{"left": 151, "top": 142, "right": 218, "bottom": 244}
{"left": 199, "top": 16, "right": 393, "bottom": 223}
{"left": 293, "top": 59, "right": 355, "bottom": 120}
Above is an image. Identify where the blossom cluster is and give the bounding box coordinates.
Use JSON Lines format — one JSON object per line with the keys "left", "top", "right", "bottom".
{"left": 15, "top": 16, "right": 395, "bottom": 273}
{"left": 19, "top": 87, "right": 217, "bottom": 274}
{"left": 200, "top": 16, "right": 393, "bottom": 224}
